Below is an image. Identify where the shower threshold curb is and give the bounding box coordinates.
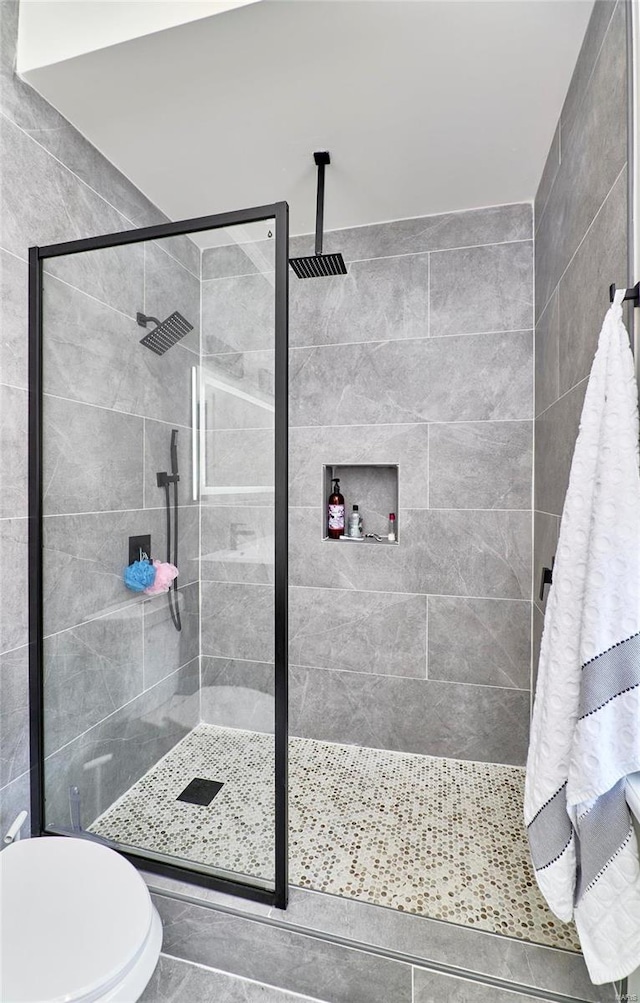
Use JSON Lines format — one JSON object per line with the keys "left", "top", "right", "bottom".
{"left": 144, "top": 875, "right": 615, "bottom": 1003}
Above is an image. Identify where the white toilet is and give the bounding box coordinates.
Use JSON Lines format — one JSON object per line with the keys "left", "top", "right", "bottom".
{"left": 0, "top": 836, "right": 162, "bottom": 1002}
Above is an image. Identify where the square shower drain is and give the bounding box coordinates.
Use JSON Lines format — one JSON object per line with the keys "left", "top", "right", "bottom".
{"left": 177, "top": 778, "right": 224, "bottom": 806}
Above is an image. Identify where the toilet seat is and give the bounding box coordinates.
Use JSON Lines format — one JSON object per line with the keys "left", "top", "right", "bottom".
{"left": 0, "top": 836, "right": 162, "bottom": 1003}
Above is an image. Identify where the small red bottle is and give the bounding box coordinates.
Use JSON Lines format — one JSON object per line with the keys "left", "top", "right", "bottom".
{"left": 327, "top": 478, "right": 345, "bottom": 539}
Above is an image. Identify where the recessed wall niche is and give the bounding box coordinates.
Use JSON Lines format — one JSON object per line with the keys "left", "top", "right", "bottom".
{"left": 322, "top": 464, "right": 399, "bottom": 542}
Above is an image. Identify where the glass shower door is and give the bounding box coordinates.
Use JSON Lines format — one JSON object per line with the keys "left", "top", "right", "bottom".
{"left": 29, "top": 204, "right": 288, "bottom": 907}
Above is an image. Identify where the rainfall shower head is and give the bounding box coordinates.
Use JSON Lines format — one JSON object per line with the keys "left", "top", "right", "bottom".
{"left": 137, "top": 311, "right": 193, "bottom": 355}
{"left": 289, "top": 151, "right": 347, "bottom": 279}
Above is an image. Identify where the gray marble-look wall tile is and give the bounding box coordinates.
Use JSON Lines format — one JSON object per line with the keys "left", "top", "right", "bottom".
{"left": 201, "top": 507, "right": 274, "bottom": 584}
{"left": 43, "top": 604, "right": 144, "bottom": 756}
{"left": 557, "top": 167, "right": 627, "bottom": 397}
{"left": 44, "top": 659, "right": 199, "bottom": 829}
{"left": 1, "top": 115, "right": 141, "bottom": 287}
{"left": 428, "top": 597, "right": 531, "bottom": 689}
{"left": 202, "top": 238, "right": 275, "bottom": 280}
{"left": 534, "top": 123, "right": 560, "bottom": 233}
{"left": 534, "top": 290, "right": 559, "bottom": 418}
{"left": 535, "top": 1, "right": 627, "bottom": 317}
{"left": 0, "top": 645, "right": 29, "bottom": 788}
{"left": 144, "top": 242, "right": 200, "bottom": 355}
{"left": 413, "top": 969, "right": 541, "bottom": 1003}
{"left": 201, "top": 582, "right": 274, "bottom": 662}
{"left": 144, "top": 419, "right": 196, "bottom": 509}
{"left": 152, "top": 233, "right": 201, "bottom": 281}
{"left": 533, "top": 511, "right": 559, "bottom": 615}
{"left": 290, "top": 331, "right": 533, "bottom": 427}
{"left": 0, "top": 2, "right": 171, "bottom": 239}
{"left": 278, "top": 886, "right": 607, "bottom": 1002}
{"left": 534, "top": 380, "right": 587, "bottom": 517}
{"left": 201, "top": 351, "right": 274, "bottom": 430}
{"left": 560, "top": 0, "right": 619, "bottom": 146}
{"left": 43, "top": 506, "right": 199, "bottom": 635}
{"left": 43, "top": 275, "right": 193, "bottom": 426}
{"left": 43, "top": 395, "right": 143, "bottom": 515}
{"left": 290, "top": 253, "right": 429, "bottom": 348}
{"left": 0, "top": 518, "right": 28, "bottom": 654}
{"left": 0, "top": 769, "right": 30, "bottom": 845}
{"left": 44, "top": 242, "right": 144, "bottom": 322}
{"left": 0, "top": 383, "right": 27, "bottom": 518}
{"left": 154, "top": 894, "right": 412, "bottom": 1003}
{"left": 203, "top": 428, "right": 274, "bottom": 501}
{"left": 202, "top": 272, "right": 274, "bottom": 355}
{"left": 289, "top": 665, "right": 530, "bottom": 764}
{"left": 290, "top": 587, "right": 426, "bottom": 678}
{"left": 430, "top": 241, "right": 533, "bottom": 337}
{"left": 143, "top": 582, "right": 200, "bottom": 689}
{"left": 290, "top": 204, "right": 532, "bottom": 263}
{"left": 290, "top": 508, "right": 531, "bottom": 600}
{"left": 429, "top": 421, "right": 532, "bottom": 510}
{"left": 0, "top": 248, "right": 28, "bottom": 390}
{"left": 290, "top": 423, "right": 428, "bottom": 510}
{"left": 140, "top": 954, "right": 316, "bottom": 1003}
{"left": 201, "top": 656, "right": 274, "bottom": 733}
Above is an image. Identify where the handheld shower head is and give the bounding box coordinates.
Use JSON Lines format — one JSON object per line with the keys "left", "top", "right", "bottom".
{"left": 137, "top": 311, "right": 193, "bottom": 355}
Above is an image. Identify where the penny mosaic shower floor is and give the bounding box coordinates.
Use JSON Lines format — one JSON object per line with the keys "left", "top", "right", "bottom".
{"left": 89, "top": 724, "right": 580, "bottom": 951}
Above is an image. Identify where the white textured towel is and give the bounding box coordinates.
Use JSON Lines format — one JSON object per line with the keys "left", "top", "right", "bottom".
{"left": 525, "top": 289, "right": 640, "bottom": 984}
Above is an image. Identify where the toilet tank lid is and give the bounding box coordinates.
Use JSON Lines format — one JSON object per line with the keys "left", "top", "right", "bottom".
{"left": 0, "top": 836, "right": 155, "bottom": 1003}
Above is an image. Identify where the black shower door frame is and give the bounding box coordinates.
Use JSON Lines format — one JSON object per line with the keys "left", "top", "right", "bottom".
{"left": 28, "top": 202, "right": 290, "bottom": 909}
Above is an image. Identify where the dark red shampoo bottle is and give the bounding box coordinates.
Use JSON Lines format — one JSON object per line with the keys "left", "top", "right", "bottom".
{"left": 327, "top": 478, "right": 345, "bottom": 539}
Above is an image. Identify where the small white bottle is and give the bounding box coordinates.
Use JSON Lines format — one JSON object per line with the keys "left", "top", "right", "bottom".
{"left": 388, "top": 512, "right": 396, "bottom": 541}
{"left": 348, "top": 504, "right": 363, "bottom": 538}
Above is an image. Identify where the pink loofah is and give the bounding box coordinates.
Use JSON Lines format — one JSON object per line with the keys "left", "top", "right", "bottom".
{"left": 143, "top": 560, "right": 178, "bottom": 595}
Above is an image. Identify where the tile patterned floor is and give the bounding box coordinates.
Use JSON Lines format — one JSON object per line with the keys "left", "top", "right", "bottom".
{"left": 89, "top": 724, "right": 580, "bottom": 952}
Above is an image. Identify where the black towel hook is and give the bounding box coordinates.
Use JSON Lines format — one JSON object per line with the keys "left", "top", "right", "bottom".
{"left": 609, "top": 282, "right": 640, "bottom": 305}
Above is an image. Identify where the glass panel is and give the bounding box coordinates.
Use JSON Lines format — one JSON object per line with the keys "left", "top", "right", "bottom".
{"left": 40, "top": 217, "right": 279, "bottom": 891}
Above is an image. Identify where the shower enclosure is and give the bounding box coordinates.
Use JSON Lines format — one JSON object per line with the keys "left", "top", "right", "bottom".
{"left": 28, "top": 203, "right": 289, "bottom": 908}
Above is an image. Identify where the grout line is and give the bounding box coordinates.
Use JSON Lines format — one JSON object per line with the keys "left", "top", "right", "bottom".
{"left": 44, "top": 505, "right": 177, "bottom": 517}
{"left": 0, "top": 768, "right": 30, "bottom": 796}
{"left": 201, "top": 237, "right": 533, "bottom": 282}
{"left": 534, "top": 375, "right": 589, "bottom": 421}
{"left": 44, "top": 656, "right": 200, "bottom": 761}
{"left": 534, "top": 509, "right": 561, "bottom": 521}
{"left": 424, "top": 595, "right": 429, "bottom": 681}
{"left": 202, "top": 648, "right": 529, "bottom": 692}
{"left": 41, "top": 390, "right": 193, "bottom": 427}
{"left": 0, "top": 110, "right": 200, "bottom": 280}
{"left": 289, "top": 417, "right": 533, "bottom": 431}
{"left": 41, "top": 581, "right": 197, "bottom": 641}
{"left": 289, "top": 505, "right": 532, "bottom": 513}
{"left": 207, "top": 581, "right": 531, "bottom": 603}
{"left": 534, "top": 2, "right": 618, "bottom": 240}
{"left": 0, "top": 641, "right": 29, "bottom": 659}
{"left": 157, "top": 955, "right": 329, "bottom": 1003}
{"left": 288, "top": 328, "right": 532, "bottom": 353}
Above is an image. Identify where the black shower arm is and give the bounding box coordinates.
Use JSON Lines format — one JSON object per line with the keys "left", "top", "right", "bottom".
{"left": 314, "top": 151, "right": 330, "bottom": 257}
{"left": 136, "top": 311, "right": 162, "bottom": 329}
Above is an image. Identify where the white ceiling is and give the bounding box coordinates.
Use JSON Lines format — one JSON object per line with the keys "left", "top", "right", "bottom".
{"left": 21, "top": 0, "right": 594, "bottom": 239}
